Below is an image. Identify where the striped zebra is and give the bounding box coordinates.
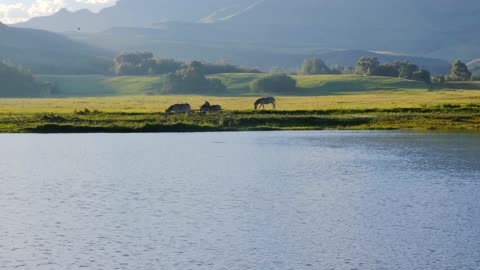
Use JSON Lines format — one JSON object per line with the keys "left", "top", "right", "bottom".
{"left": 254, "top": 97, "right": 276, "bottom": 110}
{"left": 200, "top": 101, "right": 222, "bottom": 113}
{"left": 165, "top": 103, "right": 191, "bottom": 117}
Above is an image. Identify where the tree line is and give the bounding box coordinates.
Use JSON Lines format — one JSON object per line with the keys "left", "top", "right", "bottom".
{"left": 249, "top": 57, "right": 478, "bottom": 94}
{"left": 299, "top": 56, "right": 475, "bottom": 84}
{"left": 113, "top": 52, "right": 260, "bottom": 76}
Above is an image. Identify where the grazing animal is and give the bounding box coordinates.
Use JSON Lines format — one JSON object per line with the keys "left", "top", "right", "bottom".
{"left": 200, "top": 101, "right": 222, "bottom": 113}
{"left": 165, "top": 103, "right": 191, "bottom": 116}
{"left": 254, "top": 97, "right": 276, "bottom": 110}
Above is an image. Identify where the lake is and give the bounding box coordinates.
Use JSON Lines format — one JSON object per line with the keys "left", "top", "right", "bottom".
{"left": 1, "top": 131, "right": 479, "bottom": 270}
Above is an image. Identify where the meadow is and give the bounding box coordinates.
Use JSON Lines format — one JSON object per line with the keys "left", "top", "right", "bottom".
{"left": 1, "top": 74, "right": 479, "bottom": 132}
{"left": 38, "top": 74, "right": 430, "bottom": 97}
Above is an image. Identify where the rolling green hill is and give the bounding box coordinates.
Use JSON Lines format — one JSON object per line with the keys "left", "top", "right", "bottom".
{"left": 37, "top": 74, "right": 437, "bottom": 97}
{"left": 37, "top": 75, "right": 166, "bottom": 96}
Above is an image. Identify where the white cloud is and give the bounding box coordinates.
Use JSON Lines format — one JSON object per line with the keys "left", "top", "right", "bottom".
{"left": 0, "top": 0, "right": 117, "bottom": 24}
{"left": 0, "top": 3, "right": 28, "bottom": 24}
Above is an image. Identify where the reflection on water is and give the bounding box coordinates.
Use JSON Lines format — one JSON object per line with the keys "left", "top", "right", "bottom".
{"left": 1, "top": 131, "right": 479, "bottom": 270}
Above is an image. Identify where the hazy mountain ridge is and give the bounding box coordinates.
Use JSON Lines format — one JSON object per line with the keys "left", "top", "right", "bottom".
{"left": 12, "top": 0, "right": 480, "bottom": 60}
{"left": 15, "top": 0, "right": 257, "bottom": 32}
{"left": 0, "top": 23, "right": 113, "bottom": 74}
{"left": 66, "top": 27, "right": 450, "bottom": 74}
{"left": 468, "top": 59, "right": 480, "bottom": 69}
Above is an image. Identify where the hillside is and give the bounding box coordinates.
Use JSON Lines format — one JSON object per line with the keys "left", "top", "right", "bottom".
{"left": 0, "top": 61, "right": 49, "bottom": 97}
{"left": 468, "top": 59, "right": 480, "bottom": 69}
{"left": 0, "top": 23, "right": 113, "bottom": 74}
{"left": 13, "top": 0, "right": 480, "bottom": 60}
{"left": 37, "top": 74, "right": 432, "bottom": 97}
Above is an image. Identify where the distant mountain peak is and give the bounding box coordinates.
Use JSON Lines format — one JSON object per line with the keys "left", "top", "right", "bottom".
{"left": 9, "top": 0, "right": 480, "bottom": 60}
{"left": 57, "top": 8, "right": 70, "bottom": 14}
{"left": 199, "top": 0, "right": 264, "bottom": 23}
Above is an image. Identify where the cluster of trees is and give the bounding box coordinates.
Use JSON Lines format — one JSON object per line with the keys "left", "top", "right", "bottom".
{"left": 0, "top": 61, "right": 56, "bottom": 97}
{"left": 433, "top": 60, "right": 473, "bottom": 82}
{"left": 300, "top": 58, "right": 351, "bottom": 75}
{"left": 163, "top": 61, "right": 226, "bottom": 94}
{"left": 299, "top": 56, "right": 478, "bottom": 85}
{"left": 113, "top": 52, "right": 260, "bottom": 76}
{"left": 301, "top": 59, "right": 335, "bottom": 75}
{"left": 113, "top": 52, "right": 182, "bottom": 75}
{"left": 250, "top": 74, "right": 297, "bottom": 93}
{"left": 355, "top": 57, "right": 432, "bottom": 84}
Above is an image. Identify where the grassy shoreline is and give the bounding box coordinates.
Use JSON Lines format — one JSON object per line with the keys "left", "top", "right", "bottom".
{"left": 3, "top": 74, "right": 480, "bottom": 133}
{"left": 1, "top": 105, "right": 479, "bottom": 133}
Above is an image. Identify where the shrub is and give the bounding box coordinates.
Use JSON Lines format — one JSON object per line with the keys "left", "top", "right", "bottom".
{"left": 450, "top": 60, "right": 472, "bottom": 81}
{"left": 432, "top": 76, "right": 446, "bottom": 84}
{"left": 250, "top": 73, "right": 297, "bottom": 93}
{"left": 163, "top": 62, "right": 227, "bottom": 94}
{"left": 301, "top": 58, "right": 331, "bottom": 75}
{"left": 411, "top": 69, "right": 432, "bottom": 85}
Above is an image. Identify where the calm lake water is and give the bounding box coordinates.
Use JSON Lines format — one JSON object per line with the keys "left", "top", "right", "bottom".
{"left": 1, "top": 131, "right": 479, "bottom": 270}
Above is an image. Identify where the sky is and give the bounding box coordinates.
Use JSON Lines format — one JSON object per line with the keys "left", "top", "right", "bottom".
{"left": 0, "top": 0, "right": 117, "bottom": 24}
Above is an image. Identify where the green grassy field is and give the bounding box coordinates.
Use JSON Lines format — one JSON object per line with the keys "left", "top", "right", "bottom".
{"left": 38, "top": 74, "right": 436, "bottom": 97}
{"left": 0, "top": 74, "right": 478, "bottom": 132}
{"left": 1, "top": 106, "right": 480, "bottom": 133}
{"left": 1, "top": 90, "right": 480, "bottom": 113}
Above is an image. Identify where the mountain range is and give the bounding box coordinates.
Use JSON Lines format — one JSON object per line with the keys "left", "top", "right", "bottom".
{"left": 13, "top": 0, "right": 480, "bottom": 62}
{"left": 4, "top": 0, "right": 480, "bottom": 74}
{"left": 0, "top": 21, "right": 112, "bottom": 74}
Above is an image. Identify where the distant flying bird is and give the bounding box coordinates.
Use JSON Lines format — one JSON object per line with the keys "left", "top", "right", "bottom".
{"left": 77, "top": 27, "right": 81, "bottom": 31}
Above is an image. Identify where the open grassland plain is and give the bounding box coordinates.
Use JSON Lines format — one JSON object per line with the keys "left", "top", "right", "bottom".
{"left": 0, "top": 93, "right": 479, "bottom": 133}
{"left": 1, "top": 106, "right": 480, "bottom": 133}
{"left": 1, "top": 74, "right": 479, "bottom": 133}
{"left": 38, "top": 74, "right": 434, "bottom": 96}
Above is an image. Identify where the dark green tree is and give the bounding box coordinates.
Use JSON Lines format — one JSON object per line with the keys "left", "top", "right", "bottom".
{"left": 376, "top": 62, "right": 400, "bottom": 77}
{"left": 450, "top": 60, "right": 472, "bottom": 81}
{"left": 163, "top": 61, "right": 227, "bottom": 94}
{"left": 329, "top": 64, "right": 343, "bottom": 75}
{"left": 398, "top": 61, "right": 419, "bottom": 79}
{"left": 355, "top": 57, "right": 380, "bottom": 75}
{"left": 301, "top": 58, "right": 331, "bottom": 75}
{"left": 411, "top": 69, "right": 432, "bottom": 85}
{"left": 113, "top": 51, "right": 156, "bottom": 75}
{"left": 250, "top": 74, "right": 297, "bottom": 93}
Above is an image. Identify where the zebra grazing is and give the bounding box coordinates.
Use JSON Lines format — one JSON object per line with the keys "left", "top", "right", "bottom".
{"left": 200, "top": 101, "right": 222, "bottom": 113}
{"left": 254, "top": 97, "right": 276, "bottom": 110}
{"left": 165, "top": 103, "right": 191, "bottom": 116}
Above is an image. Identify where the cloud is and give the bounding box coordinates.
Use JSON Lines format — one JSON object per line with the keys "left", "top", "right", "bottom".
{"left": 0, "top": 0, "right": 116, "bottom": 24}
{"left": 0, "top": 3, "right": 29, "bottom": 24}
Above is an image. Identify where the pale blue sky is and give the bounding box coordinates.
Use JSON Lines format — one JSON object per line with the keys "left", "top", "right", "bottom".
{"left": 0, "top": 0, "right": 117, "bottom": 24}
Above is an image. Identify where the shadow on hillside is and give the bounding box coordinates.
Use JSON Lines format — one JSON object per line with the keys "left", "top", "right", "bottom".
{"left": 439, "top": 82, "right": 480, "bottom": 90}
